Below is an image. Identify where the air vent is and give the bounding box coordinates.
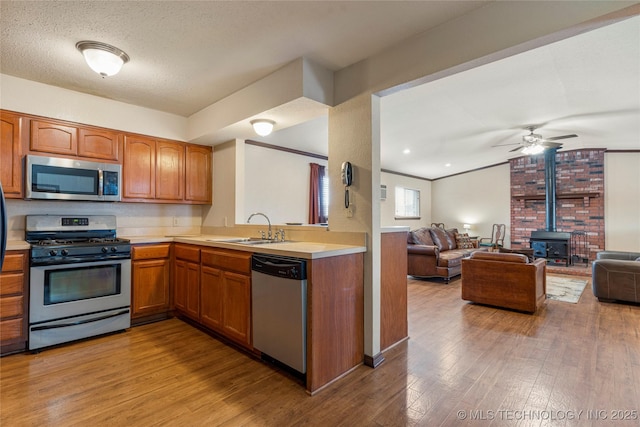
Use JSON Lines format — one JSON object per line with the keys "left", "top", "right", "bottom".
{"left": 380, "top": 185, "right": 387, "bottom": 201}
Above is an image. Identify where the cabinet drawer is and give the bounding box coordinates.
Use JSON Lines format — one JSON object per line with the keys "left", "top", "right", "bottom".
{"left": 0, "top": 273, "right": 24, "bottom": 295}
{"left": 0, "top": 295, "right": 23, "bottom": 318}
{"left": 132, "top": 244, "right": 171, "bottom": 260}
{"left": 1, "top": 253, "right": 25, "bottom": 273}
{"left": 175, "top": 244, "right": 200, "bottom": 263}
{"left": 201, "top": 249, "right": 251, "bottom": 275}
{"left": 0, "top": 318, "right": 24, "bottom": 341}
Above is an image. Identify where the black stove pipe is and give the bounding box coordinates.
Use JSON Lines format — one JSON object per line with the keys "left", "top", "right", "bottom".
{"left": 544, "top": 147, "right": 558, "bottom": 232}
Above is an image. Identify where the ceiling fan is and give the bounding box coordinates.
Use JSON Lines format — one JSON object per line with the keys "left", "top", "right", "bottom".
{"left": 494, "top": 126, "right": 578, "bottom": 154}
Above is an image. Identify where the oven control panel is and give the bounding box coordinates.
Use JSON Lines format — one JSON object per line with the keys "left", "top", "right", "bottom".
{"left": 62, "top": 217, "right": 89, "bottom": 226}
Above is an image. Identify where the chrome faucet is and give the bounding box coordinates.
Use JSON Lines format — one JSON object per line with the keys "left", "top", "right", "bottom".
{"left": 247, "top": 212, "right": 272, "bottom": 240}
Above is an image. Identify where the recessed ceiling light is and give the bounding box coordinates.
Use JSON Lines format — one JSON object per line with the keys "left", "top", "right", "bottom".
{"left": 445, "top": 163, "right": 451, "bottom": 167}
{"left": 403, "top": 149, "right": 410, "bottom": 154}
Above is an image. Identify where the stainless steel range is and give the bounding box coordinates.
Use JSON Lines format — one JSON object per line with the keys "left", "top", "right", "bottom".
{"left": 26, "top": 215, "right": 131, "bottom": 351}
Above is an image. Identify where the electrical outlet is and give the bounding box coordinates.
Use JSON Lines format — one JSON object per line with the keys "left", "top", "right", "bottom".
{"left": 173, "top": 217, "right": 179, "bottom": 226}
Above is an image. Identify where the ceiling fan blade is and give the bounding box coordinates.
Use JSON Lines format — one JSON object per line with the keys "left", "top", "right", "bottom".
{"left": 491, "top": 142, "right": 520, "bottom": 147}
{"left": 547, "top": 134, "right": 578, "bottom": 141}
{"left": 541, "top": 141, "right": 563, "bottom": 148}
{"left": 509, "top": 146, "right": 524, "bottom": 152}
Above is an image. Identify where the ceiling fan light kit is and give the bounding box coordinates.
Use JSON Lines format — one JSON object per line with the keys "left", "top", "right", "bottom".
{"left": 522, "top": 144, "right": 545, "bottom": 155}
{"left": 495, "top": 125, "right": 578, "bottom": 155}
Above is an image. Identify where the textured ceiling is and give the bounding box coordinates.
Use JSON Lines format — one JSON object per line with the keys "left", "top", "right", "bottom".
{"left": 1, "top": 2, "right": 638, "bottom": 180}
{"left": 0, "top": 0, "right": 487, "bottom": 116}
{"left": 262, "top": 15, "right": 640, "bottom": 179}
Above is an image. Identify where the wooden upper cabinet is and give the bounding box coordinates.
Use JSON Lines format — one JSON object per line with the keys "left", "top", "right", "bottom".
{"left": 0, "top": 111, "right": 23, "bottom": 198}
{"left": 185, "top": 144, "right": 212, "bottom": 204}
{"left": 78, "top": 128, "right": 121, "bottom": 161}
{"left": 30, "top": 119, "right": 77, "bottom": 155}
{"left": 123, "top": 135, "right": 156, "bottom": 200}
{"left": 156, "top": 140, "right": 184, "bottom": 201}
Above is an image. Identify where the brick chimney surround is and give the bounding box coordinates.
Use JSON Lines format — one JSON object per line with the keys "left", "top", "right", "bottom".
{"left": 510, "top": 149, "right": 605, "bottom": 262}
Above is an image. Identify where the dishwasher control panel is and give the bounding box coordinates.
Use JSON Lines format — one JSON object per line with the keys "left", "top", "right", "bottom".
{"left": 251, "top": 254, "right": 307, "bottom": 280}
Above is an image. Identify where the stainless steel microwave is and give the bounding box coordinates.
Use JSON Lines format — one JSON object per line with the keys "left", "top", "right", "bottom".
{"left": 26, "top": 155, "right": 122, "bottom": 202}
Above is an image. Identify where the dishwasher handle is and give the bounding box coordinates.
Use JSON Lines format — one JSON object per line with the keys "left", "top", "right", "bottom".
{"left": 252, "top": 254, "right": 307, "bottom": 280}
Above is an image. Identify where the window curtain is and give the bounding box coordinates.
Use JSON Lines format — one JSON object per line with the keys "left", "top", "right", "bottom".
{"left": 309, "top": 163, "right": 327, "bottom": 224}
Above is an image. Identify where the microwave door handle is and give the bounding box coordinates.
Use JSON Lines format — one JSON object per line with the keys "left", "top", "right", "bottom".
{"left": 98, "top": 170, "right": 104, "bottom": 196}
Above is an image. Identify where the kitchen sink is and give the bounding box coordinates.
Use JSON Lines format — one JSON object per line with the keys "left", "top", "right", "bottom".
{"left": 234, "top": 238, "right": 283, "bottom": 245}
{"left": 206, "top": 237, "right": 283, "bottom": 245}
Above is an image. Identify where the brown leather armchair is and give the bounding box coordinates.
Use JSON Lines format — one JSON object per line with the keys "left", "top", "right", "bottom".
{"left": 461, "top": 251, "right": 546, "bottom": 313}
{"left": 592, "top": 251, "right": 640, "bottom": 303}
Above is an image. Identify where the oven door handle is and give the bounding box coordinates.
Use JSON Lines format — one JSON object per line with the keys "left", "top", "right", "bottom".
{"left": 30, "top": 309, "right": 130, "bottom": 331}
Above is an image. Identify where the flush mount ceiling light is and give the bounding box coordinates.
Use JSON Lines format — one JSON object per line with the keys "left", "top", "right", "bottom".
{"left": 251, "top": 119, "right": 275, "bottom": 136}
{"left": 76, "top": 41, "right": 129, "bottom": 77}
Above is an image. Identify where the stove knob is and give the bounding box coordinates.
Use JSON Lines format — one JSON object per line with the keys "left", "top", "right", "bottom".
{"left": 61, "top": 249, "right": 69, "bottom": 256}
{"left": 111, "top": 247, "right": 118, "bottom": 252}
{"left": 49, "top": 249, "right": 58, "bottom": 256}
{"left": 102, "top": 247, "right": 108, "bottom": 253}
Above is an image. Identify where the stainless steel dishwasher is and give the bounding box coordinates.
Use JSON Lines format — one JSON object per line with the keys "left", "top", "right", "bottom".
{"left": 251, "top": 253, "right": 307, "bottom": 374}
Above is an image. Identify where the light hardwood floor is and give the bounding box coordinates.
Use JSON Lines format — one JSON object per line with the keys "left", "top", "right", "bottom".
{"left": 2, "top": 275, "right": 639, "bottom": 426}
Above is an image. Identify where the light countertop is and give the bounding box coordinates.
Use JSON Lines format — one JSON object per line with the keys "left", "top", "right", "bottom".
{"left": 6, "top": 240, "right": 31, "bottom": 251}
{"left": 122, "top": 235, "right": 366, "bottom": 260}
{"left": 6, "top": 235, "right": 367, "bottom": 260}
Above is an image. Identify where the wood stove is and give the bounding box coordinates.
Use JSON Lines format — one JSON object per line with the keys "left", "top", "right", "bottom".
{"left": 530, "top": 231, "right": 571, "bottom": 266}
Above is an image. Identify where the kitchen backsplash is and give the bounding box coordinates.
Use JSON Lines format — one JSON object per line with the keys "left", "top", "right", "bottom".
{"left": 5, "top": 199, "right": 202, "bottom": 240}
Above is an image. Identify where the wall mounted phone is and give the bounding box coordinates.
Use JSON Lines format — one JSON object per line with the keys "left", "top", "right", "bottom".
{"left": 341, "top": 161, "right": 353, "bottom": 209}
{"left": 341, "top": 161, "right": 353, "bottom": 187}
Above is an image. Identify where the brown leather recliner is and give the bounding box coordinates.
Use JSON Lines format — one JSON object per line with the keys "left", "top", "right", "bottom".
{"left": 592, "top": 251, "right": 640, "bottom": 303}
{"left": 461, "top": 251, "right": 547, "bottom": 313}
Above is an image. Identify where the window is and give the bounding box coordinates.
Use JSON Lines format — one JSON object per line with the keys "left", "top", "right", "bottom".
{"left": 319, "top": 167, "right": 329, "bottom": 223}
{"left": 309, "top": 163, "right": 328, "bottom": 224}
{"left": 395, "top": 187, "right": 420, "bottom": 219}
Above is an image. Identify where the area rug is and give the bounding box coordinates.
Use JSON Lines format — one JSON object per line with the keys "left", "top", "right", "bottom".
{"left": 546, "top": 276, "right": 588, "bottom": 304}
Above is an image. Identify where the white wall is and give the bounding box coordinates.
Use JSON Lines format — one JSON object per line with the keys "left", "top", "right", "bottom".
{"left": 0, "top": 74, "right": 187, "bottom": 141}
{"left": 431, "top": 164, "right": 511, "bottom": 245}
{"left": 605, "top": 152, "right": 640, "bottom": 251}
{"left": 243, "top": 143, "right": 327, "bottom": 225}
{"left": 380, "top": 172, "right": 432, "bottom": 228}
{"left": 429, "top": 155, "right": 640, "bottom": 253}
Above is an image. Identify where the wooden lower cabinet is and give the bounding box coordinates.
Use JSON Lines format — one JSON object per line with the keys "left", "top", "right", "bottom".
{"left": 220, "top": 271, "right": 251, "bottom": 347}
{"left": 200, "top": 248, "right": 252, "bottom": 349}
{"left": 200, "top": 265, "right": 251, "bottom": 348}
{"left": 174, "top": 260, "right": 201, "bottom": 321}
{"left": 174, "top": 245, "right": 252, "bottom": 349}
{"left": 174, "top": 244, "right": 201, "bottom": 321}
{"left": 200, "top": 265, "right": 223, "bottom": 330}
{"left": 131, "top": 244, "right": 171, "bottom": 324}
{"left": 0, "top": 250, "right": 29, "bottom": 355}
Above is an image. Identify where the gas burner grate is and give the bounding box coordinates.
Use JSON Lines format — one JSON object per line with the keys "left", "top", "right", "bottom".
{"left": 37, "top": 239, "right": 75, "bottom": 246}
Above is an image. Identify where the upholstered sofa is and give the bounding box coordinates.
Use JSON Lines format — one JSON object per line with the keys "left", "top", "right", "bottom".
{"left": 592, "top": 250, "right": 640, "bottom": 304}
{"left": 461, "top": 251, "right": 547, "bottom": 313}
{"left": 407, "top": 226, "right": 487, "bottom": 283}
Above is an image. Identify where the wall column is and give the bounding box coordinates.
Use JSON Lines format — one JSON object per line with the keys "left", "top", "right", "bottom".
{"left": 328, "top": 93, "right": 383, "bottom": 365}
